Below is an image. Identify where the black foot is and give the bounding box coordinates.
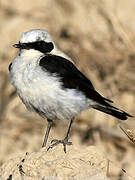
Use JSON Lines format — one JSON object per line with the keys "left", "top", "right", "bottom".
{"left": 47, "top": 137, "right": 72, "bottom": 153}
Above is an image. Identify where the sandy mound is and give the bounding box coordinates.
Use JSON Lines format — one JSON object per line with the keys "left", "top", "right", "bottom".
{"left": 1, "top": 145, "right": 134, "bottom": 180}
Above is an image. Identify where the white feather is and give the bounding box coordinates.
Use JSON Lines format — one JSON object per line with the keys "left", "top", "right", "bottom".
{"left": 10, "top": 29, "right": 95, "bottom": 121}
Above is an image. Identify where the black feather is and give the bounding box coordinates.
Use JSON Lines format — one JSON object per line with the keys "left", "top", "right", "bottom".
{"left": 92, "top": 104, "right": 133, "bottom": 120}
{"left": 9, "top": 63, "right": 12, "bottom": 72}
{"left": 39, "top": 54, "right": 112, "bottom": 106}
{"left": 14, "top": 41, "right": 54, "bottom": 53}
{"left": 103, "top": 97, "right": 113, "bottom": 103}
{"left": 39, "top": 54, "right": 133, "bottom": 120}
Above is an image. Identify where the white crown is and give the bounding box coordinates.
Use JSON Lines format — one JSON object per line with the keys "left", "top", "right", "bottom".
{"left": 20, "top": 29, "right": 53, "bottom": 43}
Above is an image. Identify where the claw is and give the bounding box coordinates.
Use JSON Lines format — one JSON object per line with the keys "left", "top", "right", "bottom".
{"left": 47, "top": 137, "right": 72, "bottom": 153}
{"left": 47, "top": 141, "right": 59, "bottom": 151}
{"left": 66, "top": 141, "right": 72, "bottom": 145}
{"left": 51, "top": 139, "right": 59, "bottom": 143}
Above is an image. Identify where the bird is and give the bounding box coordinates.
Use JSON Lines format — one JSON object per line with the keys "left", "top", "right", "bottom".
{"left": 9, "top": 29, "right": 133, "bottom": 153}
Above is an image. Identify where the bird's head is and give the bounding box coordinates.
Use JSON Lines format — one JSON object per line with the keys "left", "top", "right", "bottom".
{"left": 13, "top": 29, "right": 55, "bottom": 54}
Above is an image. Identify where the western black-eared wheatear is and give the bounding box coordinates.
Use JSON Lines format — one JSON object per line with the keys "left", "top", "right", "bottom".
{"left": 9, "top": 29, "right": 133, "bottom": 152}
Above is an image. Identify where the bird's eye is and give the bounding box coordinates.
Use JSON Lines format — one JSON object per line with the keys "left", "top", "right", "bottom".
{"left": 38, "top": 41, "right": 42, "bottom": 46}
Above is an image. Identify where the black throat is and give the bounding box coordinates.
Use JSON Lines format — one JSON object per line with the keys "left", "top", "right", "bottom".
{"left": 19, "top": 41, "right": 54, "bottom": 53}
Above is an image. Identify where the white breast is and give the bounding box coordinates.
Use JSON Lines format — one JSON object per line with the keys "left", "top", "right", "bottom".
{"left": 10, "top": 55, "right": 89, "bottom": 121}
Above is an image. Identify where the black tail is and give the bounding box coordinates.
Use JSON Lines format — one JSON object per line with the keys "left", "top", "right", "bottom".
{"left": 92, "top": 104, "right": 133, "bottom": 120}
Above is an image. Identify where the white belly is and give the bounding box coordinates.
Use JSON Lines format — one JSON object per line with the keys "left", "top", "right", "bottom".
{"left": 10, "top": 57, "right": 89, "bottom": 121}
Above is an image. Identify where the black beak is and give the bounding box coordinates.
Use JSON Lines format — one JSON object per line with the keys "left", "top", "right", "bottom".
{"left": 13, "top": 43, "right": 21, "bottom": 48}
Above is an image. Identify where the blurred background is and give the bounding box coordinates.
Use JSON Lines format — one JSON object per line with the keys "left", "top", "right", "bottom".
{"left": 0, "top": 0, "right": 135, "bottom": 178}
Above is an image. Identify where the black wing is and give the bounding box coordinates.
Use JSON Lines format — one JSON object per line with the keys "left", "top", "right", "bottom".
{"left": 39, "top": 54, "right": 112, "bottom": 106}
{"left": 8, "top": 63, "right": 12, "bottom": 71}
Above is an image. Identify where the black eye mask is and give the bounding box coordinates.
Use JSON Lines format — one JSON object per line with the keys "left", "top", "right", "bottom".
{"left": 13, "top": 41, "right": 54, "bottom": 53}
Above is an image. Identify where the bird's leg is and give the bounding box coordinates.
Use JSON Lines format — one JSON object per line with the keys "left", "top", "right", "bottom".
{"left": 42, "top": 119, "right": 53, "bottom": 148}
{"left": 47, "top": 118, "right": 74, "bottom": 153}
